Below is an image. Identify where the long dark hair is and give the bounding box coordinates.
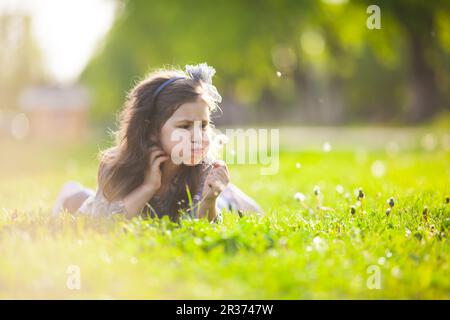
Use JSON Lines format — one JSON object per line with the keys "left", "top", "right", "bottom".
{"left": 97, "top": 63, "right": 221, "bottom": 221}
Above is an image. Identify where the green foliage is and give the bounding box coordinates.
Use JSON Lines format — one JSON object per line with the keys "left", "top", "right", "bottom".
{"left": 0, "top": 131, "right": 448, "bottom": 298}
{"left": 80, "top": 0, "right": 450, "bottom": 124}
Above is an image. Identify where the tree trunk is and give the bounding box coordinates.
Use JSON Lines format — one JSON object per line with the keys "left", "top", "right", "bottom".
{"left": 406, "top": 31, "right": 440, "bottom": 122}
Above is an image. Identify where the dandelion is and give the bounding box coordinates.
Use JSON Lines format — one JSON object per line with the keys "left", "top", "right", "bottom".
{"left": 276, "top": 71, "right": 282, "bottom": 77}
{"left": 405, "top": 228, "right": 411, "bottom": 238}
{"left": 422, "top": 206, "right": 428, "bottom": 223}
{"left": 391, "top": 266, "right": 401, "bottom": 278}
{"left": 387, "top": 197, "right": 395, "bottom": 208}
{"left": 336, "top": 185, "right": 344, "bottom": 194}
{"left": 295, "top": 162, "right": 301, "bottom": 169}
{"left": 386, "top": 249, "right": 392, "bottom": 258}
{"left": 344, "top": 192, "right": 351, "bottom": 202}
{"left": 313, "top": 185, "right": 321, "bottom": 196}
{"left": 294, "top": 192, "right": 306, "bottom": 202}
{"left": 386, "top": 207, "right": 391, "bottom": 217}
{"left": 313, "top": 185, "right": 322, "bottom": 209}
{"left": 357, "top": 188, "right": 365, "bottom": 200}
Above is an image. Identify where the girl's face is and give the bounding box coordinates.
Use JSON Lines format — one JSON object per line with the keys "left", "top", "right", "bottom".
{"left": 159, "top": 97, "right": 211, "bottom": 166}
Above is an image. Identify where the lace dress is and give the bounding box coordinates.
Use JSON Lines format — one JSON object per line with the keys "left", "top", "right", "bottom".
{"left": 77, "top": 162, "right": 224, "bottom": 223}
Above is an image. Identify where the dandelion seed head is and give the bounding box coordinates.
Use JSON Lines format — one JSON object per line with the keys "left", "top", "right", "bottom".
{"left": 391, "top": 266, "right": 401, "bottom": 278}
{"left": 387, "top": 197, "right": 395, "bottom": 208}
{"left": 386, "top": 207, "right": 391, "bottom": 216}
{"left": 313, "top": 185, "right": 320, "bottom": 196}
{"left": 405, "top": 228, "right": 411, "bottom": 238}
{"left": 294, "top": 192, "right": 306, "bottom": 202}
{"left": 357, "top": 188, "right": 365, "bottom": 199}
{"left": 312, "top": 236, "right": 327, "bottom": 252}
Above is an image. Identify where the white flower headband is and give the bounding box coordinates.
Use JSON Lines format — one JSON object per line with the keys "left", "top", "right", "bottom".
{"left": 153, "top": 62, "right": 222, "bottom": 107}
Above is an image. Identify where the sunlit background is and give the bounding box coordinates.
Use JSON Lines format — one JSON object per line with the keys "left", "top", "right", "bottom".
{"left": 0, "top": 0, "right": 449, "bottom": 299}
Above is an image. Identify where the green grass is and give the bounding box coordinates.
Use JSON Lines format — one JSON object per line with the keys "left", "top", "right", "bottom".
{"left": 0, "top": 133, "right": 449, "bottom": 299}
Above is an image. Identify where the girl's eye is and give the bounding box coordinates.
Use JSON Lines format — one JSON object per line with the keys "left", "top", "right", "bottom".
{"left": 178, "top": 124, "right": 190, "bottom": 129}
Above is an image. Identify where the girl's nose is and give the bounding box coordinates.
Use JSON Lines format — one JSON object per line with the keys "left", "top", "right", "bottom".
{"left": 191, "top": 124, "right": 203, "bottom": 143}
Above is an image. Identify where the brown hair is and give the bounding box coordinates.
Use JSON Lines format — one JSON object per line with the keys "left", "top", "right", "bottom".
{"left": 97, "top": 64, "right": 220, "bottom": 221}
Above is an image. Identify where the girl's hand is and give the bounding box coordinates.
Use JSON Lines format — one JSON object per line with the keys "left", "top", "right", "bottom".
{"left": 202, "top": 160, "right": 230, "bottom": 201}
{"left": 142, "top": 146, "right": 169, "bottom": 192}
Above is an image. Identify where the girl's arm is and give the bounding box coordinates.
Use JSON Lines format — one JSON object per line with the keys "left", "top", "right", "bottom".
{"left": 122, "top": 184, "right": 158, "bottom": 219}
{"left": 196, "top": 160, "right": 230, "bottom": 222}
{"left": 197, "top": 198, "right": 220, "bottom": 222}
{"left": 109, "top": 147, "right": 169, "bottom": 219}
{"left": 83, "top": 147, "right": 168, "bottom": 219}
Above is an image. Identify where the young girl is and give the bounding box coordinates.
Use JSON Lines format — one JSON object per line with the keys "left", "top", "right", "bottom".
{"left": 52, "top": 63, "right": 262, "bottom": 223}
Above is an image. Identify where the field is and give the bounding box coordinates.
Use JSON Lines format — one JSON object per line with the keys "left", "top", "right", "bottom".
{"left": 0, "top": 127, "right": 449, "bottom": 299}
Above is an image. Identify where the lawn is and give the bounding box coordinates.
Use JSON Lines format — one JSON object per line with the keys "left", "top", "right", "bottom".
{"left": 0, "top": 128, "right": 449, "bottom": 299}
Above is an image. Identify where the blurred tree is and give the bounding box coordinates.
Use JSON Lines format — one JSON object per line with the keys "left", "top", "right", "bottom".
{"left": 0, "top": 14, "right": 48, "bottom": 112}
{"left": 80, "top": 0, "right": 450, "bottom": 125}
{"left": 384, "top": 0, "right": 450, "bottom": 122}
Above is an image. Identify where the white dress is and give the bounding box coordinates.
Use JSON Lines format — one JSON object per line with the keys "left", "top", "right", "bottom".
{"left": 53, "top": 162, "right": 263, "bottom": 223}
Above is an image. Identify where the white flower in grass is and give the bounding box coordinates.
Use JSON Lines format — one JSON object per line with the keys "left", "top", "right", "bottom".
{"left": 335, "top": 185, "right": 344, "bottom": 194}
{"left": 294, "top": 192, "right": 306, "bottom": 202}
{"left": 313, "top": 185, "right": 320, "bottom": 196}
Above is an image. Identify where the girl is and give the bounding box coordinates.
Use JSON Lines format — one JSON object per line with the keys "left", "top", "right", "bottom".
{"left": 52, "top": 63, "right": 262, "bottom": 223}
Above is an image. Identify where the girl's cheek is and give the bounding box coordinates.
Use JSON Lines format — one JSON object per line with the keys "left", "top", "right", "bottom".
{"left": 202, "top": 132, "right": 210, "bottom": 149}
{"left": 202, "top": 139, "right": 210, "bottom": 150}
